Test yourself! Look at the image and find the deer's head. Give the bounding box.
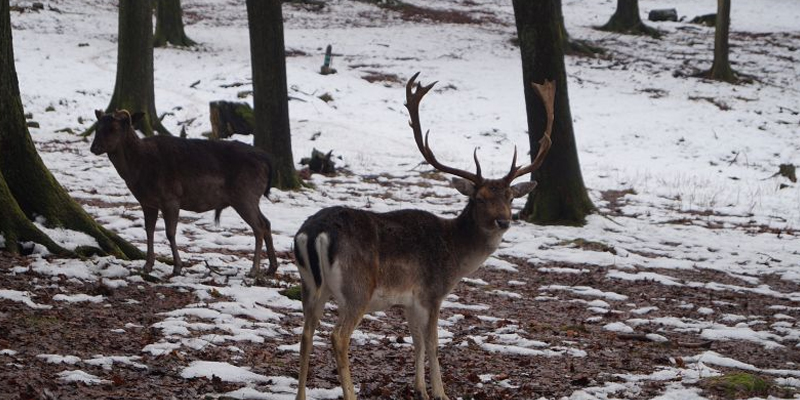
[405,72,555,233]
[90,109,144,155]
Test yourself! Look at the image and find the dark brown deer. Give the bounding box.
[292,73,555,400]
[90,110,279,278]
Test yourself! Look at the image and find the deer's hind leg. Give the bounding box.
[231,200,269,278]
[330,303,367,400]
[162,205,183,276]
[296,283,329,400]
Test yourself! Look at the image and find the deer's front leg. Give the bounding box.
[425,306,450,400]
[406,303,429,399]
[142,206,158,274]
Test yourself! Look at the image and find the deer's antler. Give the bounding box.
[405,72,483,184]
[505,80,556,182]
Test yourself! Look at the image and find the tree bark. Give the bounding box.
[708,0,736,82]
[246,0,300,190]
[599,0,660,37]
[106,0,170,136]
[154,0,196,48]
[512,0,594,225]
[0,0,143,258]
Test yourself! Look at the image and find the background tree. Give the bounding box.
[556,0,604,56]
[0,0,142,258]
[706,0,736,82]
[154,0,196,47]
[246,0,300,190]
[598,0,659,37]
[104,0,170,136]
[512,0,594,225]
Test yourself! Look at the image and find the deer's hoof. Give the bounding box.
[414,390,430,400]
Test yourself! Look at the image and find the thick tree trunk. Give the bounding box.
[246,0,300,190]
[599,0,659,37]
[512,0,594,225]
[0,0,143,258]
[708,0,736,82]
[106,0,170,136]
[154,0,196,47]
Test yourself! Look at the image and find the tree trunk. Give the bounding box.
[106,0,170,136]
[246,0,300,190]
[154,0,196,47]
[512,0,594,225]
[708,0,736,82]
[557,0,604,56]
[0,0,143,258]
[599,0,659,37]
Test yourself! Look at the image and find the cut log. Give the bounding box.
[208,101,255,139]
[648,8,677,22]
[690,13,716,27]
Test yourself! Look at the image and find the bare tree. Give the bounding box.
[707,0,737,82]
[154,0,196,47]
[598,0,659,37]
[104,0,170,136]
[246,0,300,190]
[512,0,594,224]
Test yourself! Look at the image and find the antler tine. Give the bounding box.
[405,73,482,184]
[507,146,519,176]
[473,148,482,180]
[506,80,556,181]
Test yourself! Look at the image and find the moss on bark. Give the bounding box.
[0,0,143,259]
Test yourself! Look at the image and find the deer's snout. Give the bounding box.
[495,219,510,230]
[90,142,103,155]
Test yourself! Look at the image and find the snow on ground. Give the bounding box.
[2,0,799,399]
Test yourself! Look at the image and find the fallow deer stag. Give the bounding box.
[292,72,555,400]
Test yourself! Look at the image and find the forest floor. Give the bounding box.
[3,0,800,399]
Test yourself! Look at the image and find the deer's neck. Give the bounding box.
[450,201,503,277]
[107,129,143,184]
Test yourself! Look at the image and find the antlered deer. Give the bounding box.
[292,73,555,400]
[90,110,279,278]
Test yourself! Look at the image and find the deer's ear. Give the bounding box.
[131,112,145,126]
[511,181,538,198]
[95,109,104,120]
[452,178,475,197]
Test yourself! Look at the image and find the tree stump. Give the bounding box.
[209,101,255,139]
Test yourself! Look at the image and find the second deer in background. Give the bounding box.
[292,72,555,400]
